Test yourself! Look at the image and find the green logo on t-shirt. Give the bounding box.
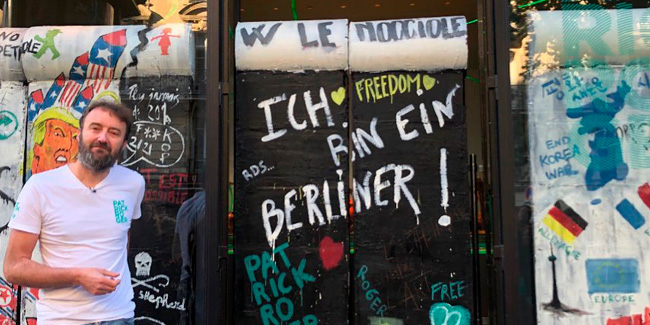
[113,200,128,224]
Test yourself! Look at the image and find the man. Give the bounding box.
[29,107,80,175]
[4,101,145,325]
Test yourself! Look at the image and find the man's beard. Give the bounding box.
[77,134,120,171]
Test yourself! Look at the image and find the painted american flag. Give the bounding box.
[40,73,65,112]
[59,52,89,107]
[82,29,127,95]
[27,89,44,122]
[71,86,95,115]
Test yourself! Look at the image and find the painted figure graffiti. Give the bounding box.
[32,29,61,60]
[151,28,181,56]
[566,80,631,191]
[28,108,79,175]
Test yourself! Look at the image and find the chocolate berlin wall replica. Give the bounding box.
[528,10,650,324]
[19,24,195,324]
[235,20,349,324]
[0,28,27,325]
[349,17,472,324]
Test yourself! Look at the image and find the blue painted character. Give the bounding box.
[566,80,630,191]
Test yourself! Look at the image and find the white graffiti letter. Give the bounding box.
[327,134,347,167]
[396,104,419,141]
[304,87,334,128]
[284,189,302,231]
[262,199,284,245]
[302,184,325,226]
[259,94,288,142]
[394,164,421,215]
[432,84,460,128]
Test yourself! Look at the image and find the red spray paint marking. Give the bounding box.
[607,307,650,325]
[319,236,343,271]
[638,183,650,210]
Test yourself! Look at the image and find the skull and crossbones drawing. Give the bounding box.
[134,252,152,277]
[132,251,170,293]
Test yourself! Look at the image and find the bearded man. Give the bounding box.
[4,101,145,325]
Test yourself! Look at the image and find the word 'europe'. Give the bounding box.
[244,243,318,325]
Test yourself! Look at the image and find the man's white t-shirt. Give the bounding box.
[9,164,145,325]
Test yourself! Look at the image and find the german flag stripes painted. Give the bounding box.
[542,200,588,244]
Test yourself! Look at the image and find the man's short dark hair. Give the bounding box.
[79,100,135,141]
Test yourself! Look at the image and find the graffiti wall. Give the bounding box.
[234,20,350,324]
[349,18,472,325]
[0,28,27,325]
[234,17,472,325]
[121,73,197,325]
[529,9,650,324]
[0,24,197,324]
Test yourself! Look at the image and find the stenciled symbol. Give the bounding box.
[150,28,181,56]
[33,29,62,60]
[131,274,170,293]
[331,87,346,106]
[429,303,470,325]
[423,75,437,90]
[319,236,343,271]
[0,111,18,140]
[0,286,12,307]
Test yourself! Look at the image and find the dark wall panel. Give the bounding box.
[121,75,198,325]
[234,71,349,324]
[351,71,472,325]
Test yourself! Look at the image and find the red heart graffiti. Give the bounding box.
[319,236,344,271]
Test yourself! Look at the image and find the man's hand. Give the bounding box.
[75,268,121,295]
[5,230,125,293]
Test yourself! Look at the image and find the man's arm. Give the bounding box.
[3,229,121,295]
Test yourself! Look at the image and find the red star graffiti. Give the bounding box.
[0,286,11,307]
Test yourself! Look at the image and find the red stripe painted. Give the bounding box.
[73,84,81,103]
[63,83,75,105]
[67,84,80,106]
[638,183,650,210]
[60,84,71,103]
[105,69,114,88]
[96,67,106,92]
[548,207,584,237]
[89,65,97,80]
